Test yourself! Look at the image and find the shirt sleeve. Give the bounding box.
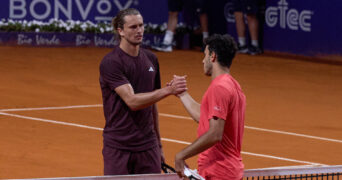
[207,85,232,121]
[100,56,129,90]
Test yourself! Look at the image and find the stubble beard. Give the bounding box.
[205,68,212,76]
[127,38,142,46]
[204,57,212,76]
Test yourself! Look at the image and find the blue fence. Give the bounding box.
[1,0,342,58]
[0,31,168,48]
[263,0,342,57]
[225,0,342,57]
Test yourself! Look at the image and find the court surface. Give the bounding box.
[0,46,341,179]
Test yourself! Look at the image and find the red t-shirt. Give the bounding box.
[197,74,246,180]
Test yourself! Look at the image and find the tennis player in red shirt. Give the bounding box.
[173,34,246,180]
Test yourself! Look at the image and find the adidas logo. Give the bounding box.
[148,67,154,72]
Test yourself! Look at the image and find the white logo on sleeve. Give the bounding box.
[214,106,221,111]
[148,67,154,72]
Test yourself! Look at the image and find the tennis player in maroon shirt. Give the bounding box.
[99,8,187,175]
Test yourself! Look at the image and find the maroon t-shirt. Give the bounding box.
[99,46,161,152]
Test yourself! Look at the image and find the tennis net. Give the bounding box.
[14,165,342,180]
[243,165,342,180]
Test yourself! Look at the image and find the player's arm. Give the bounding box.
[178,92,201,123]
[177,117,225,159]
[115,79,186,111]
[174,117,225,174]
[170,75,200,122]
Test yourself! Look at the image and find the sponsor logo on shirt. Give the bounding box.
[214,106,221,111]
[148,67,154,72]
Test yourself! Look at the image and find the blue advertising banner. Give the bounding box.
[224,0,342,57]
[0,32,192,49]
[0,0,168,24]
[264,0,342,56]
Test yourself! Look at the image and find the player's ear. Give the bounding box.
[210,51,216,62]
[117,27,124,37]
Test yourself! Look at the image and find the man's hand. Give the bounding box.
[167,75,187,97]
[175,152,186,178]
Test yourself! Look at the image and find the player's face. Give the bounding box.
[120,14,144,45]
[203,46,212,76]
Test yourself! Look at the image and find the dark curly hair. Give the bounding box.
[204,34,238,68]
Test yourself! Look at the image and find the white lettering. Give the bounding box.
[224,2,236,23]
[10,0,27,19]
[8,0,138,21]
[94,35,116,46]
[113,0,133,10]
[17,34,33,45]
[76,35,91,46]
[153,36,162,46]
[55,0,72,20]
[265,7,278,27]
[287,9,298,30]
[36,35,60,45]
[97,0,111,14]
[299,10,312,32]
[75,0,94,20]
[30,0,51,20]
[265,0,313,32]
[142,39,151,46]
[278,0,288,29]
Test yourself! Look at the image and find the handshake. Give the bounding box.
[166,75,188,97]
